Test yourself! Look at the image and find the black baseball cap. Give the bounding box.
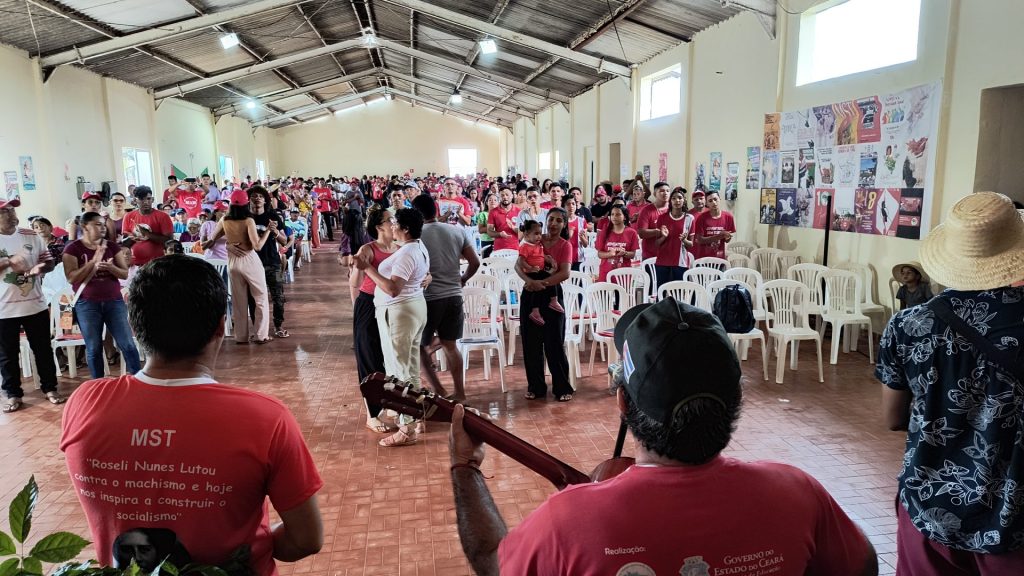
[613,298,741,426]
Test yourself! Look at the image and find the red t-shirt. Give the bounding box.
[487,206,521,252]
[60,375,323,575]
[518,241,545,269]
[693,211,737,260]
[654,211,696,268]
[567,216,587,264]
[176,190,204,219]
[626,201,647,228]
[313,187,332,212]
[62,240,125,301]
[596,226,639,281]
[635,202,669,259]
[498,458,869,575]
[122,209,174,267]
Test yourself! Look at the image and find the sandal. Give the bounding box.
[274,329,290,338]
[379,427,418,447]
[2,397,23,413]
[46,391,67,405]
[524,391,539,400]
[253,337,274,345]
[557,394,573,402]
[365,417,394,434]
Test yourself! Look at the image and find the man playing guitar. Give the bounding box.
[448,298,879,576]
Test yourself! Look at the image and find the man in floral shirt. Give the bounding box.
[877,192,1024,574]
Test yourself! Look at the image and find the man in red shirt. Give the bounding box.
[440,178,473,226]
[121,186,174,270]
[176,179,205,219]
[693,191,736,260]
[635,181,671,261]
[62,255,322,574]
[449,299,877,576]
[486,188,520,252]
[688,190,706,216]
[162,175,181,206]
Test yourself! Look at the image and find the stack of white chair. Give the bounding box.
[762,279,824,384]
[750,247,781,280]
[820,269,875,365]
[457,287,506,391]
[586,282,626,376]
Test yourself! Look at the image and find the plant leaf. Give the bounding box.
[8,476,38,543]
[28,532,90,563]
[20,555,42,576]
[0,558,18,576]
[0,530,14,555]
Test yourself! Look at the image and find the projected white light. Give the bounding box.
[220,33,239,49]
[479,39,497,54]
[450,91,463,105]
[245,100,256,110]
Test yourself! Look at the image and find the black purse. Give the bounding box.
[929,298,1024,383]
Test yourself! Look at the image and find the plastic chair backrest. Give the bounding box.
[823,269,862,315]
[723,267,763,292]
[492,249,519,260]
[562,284,586,342]
[787,263,828,307]
[569,270,592,292]
[505,275,524,316]
[727,254,752,270]
[607,267,648,309]
[462,287,500,341]
[466,273,499,295]
[683,267,723,290]
[762,279,808,330]
[772,251,801,280]
[586,282,627,332]
[658,281,711,311]
[749,248,781,279]
[727,241,757,258]
[833,261,879,306]
[580,258,599,280]
[641,257,658,301]
[694,257,730,272]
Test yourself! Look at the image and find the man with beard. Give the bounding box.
[487,188,521,253]
[247,186,289,339]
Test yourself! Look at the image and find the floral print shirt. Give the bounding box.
[876,287,1024,553]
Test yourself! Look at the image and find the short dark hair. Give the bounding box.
[128,256,226,361]
[365,206,390,240]
[395,208,424,239]
[654,181,670,191]
[519,219,542,234]
[164,239,184,254]
[81,211,103,226]
[32,217,52,228]
[225,204,250,220]
[134,185,153,199]
[705,190,720,198]
[622,387,739,465]
[546,207,571,240]
[411,194,436,220]
[247,185,271,205]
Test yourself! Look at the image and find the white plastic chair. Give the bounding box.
[504,276,523,365]
[727,253,752,270]
[301,227,313,262]
[724,267,767,324]
[833,261,887,346]
[49,289,86,378]
[693,257,730,272]
[787,263,828,321]
[727,241,757,258]
[457,287,506,391]
[562,284,587,390]
[683,267,723,294]
[749,248,781,280]
[820,270,875,365]
[580,257,599,280]
[771,251,801,281]
[762,279,824,384]
[586,282,626,376]
[492,249,518,260]
[41,263,70,303]
[206,258,233,335]
[480,258,516,287]
[657,281,711,311]
[466,273,500,294]
[607,267,648,310]
[641,257,658,302]
[706,279,768,381]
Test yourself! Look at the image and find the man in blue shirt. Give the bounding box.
[878,192,1024,574]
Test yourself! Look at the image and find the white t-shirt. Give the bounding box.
[374,240,430,307]
[516,208,548,233]
[0,228,49,319]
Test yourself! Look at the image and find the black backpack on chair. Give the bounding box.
[713,284,756,334]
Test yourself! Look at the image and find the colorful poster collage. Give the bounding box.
[759,82,940,240]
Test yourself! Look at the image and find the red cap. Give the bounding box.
[0,197,20,209]
[613,185,622,193]
[216,200,230,211]
[691,190,706,198]
[81,191,102,202]
[229,189,250,206]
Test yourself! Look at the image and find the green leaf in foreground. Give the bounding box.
[8,476,38,543]
[0,558,18,576]
[29,532,90,563]
[21,555,42,576]
[0,530,14,555]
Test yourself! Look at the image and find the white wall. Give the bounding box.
[270,100,501,178]
[155,99,218,183]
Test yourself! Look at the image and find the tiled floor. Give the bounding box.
[0,246,905,575]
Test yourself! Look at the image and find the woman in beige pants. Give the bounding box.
[357,208,430,447]
[207,189,273,344]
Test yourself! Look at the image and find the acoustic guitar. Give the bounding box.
[360,373,635,489]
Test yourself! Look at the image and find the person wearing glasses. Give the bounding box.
[515,187,547,237]
[107,192,130,240]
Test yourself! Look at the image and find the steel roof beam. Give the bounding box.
[296,2,362,101]
[454,0,512,92]
[382,69,531,120]
[253,87,387,126]
[38,0,314,69]
[379,0,630,77]
[214,68,381,117]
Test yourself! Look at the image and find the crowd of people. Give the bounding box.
[3,160,1022,576]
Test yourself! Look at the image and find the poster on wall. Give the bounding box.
[725,162,739,201]
[759,82,940,239]
[745,147,761,190]
[759,189,777,224]
[642,165,651,184]
[658,153,668,182]
[4,171,18,203]
[695,162,706,191]
[18,156,35,191]
[709,152,722,192]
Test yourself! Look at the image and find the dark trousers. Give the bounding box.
[323,212,335,241]
[353,292,385,417]
[0,309,58,398]
[520,288,571,397]
[481,241,493,258]
[249,265,285,330]
[655,265,686,288]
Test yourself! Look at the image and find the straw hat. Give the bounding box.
[892,261,929,284]
[920,192,1024,290]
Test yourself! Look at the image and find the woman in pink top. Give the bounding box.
[654,188,695,288]
[516,208,574,402]
[562,194,590,271]
[350,206,398,434]
[596,205,639,282]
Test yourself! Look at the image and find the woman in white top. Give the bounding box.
[356,208,430,447]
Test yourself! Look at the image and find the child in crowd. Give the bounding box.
[172,209,188,234]
[164,239,184,255]
[893,261,933,310]
[517,220,563,326]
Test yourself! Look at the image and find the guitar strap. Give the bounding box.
[613,418,628,459]
[929,297,1024,384]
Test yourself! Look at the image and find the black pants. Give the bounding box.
[481,241,493,258]
[0,309,59,398]
[353,292,385,417]
[520,287,571,398]
[323,212,335,241]
[249,265,285,331]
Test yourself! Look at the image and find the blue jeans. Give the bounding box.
[75,299,142,379]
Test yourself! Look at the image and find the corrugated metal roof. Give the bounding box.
[0,0,749,126]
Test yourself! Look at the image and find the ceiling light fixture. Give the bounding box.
[361,27,378,47]
[384,92,393,101]
[245,100,256,110]
[450,91,463,105]
[219,33,239,49]
[479,39,497,54]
